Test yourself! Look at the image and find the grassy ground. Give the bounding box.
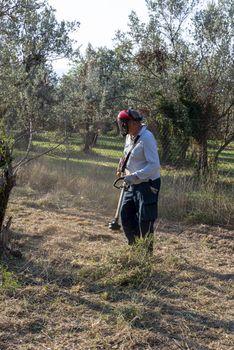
[0,134,233,349]
[14,133,234,227]
[0,187,233,350]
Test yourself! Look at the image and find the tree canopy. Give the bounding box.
[56,0,233,173]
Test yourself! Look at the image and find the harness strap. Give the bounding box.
[120,135,140,173]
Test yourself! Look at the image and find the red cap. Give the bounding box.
[117,110,131,120]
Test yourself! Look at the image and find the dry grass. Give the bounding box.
[160,172,234,226]
[0,181,233,349]
[16,158,234,228]
[17,159,117,211]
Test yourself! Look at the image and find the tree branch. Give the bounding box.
[213,134,234,164]
[13,139,65,174]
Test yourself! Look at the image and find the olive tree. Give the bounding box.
[58,44,133,151]
[114,0,233,172]
[0,0,78,253]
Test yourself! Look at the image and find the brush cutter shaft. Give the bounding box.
[108,176,128,231]
[108,185,125,231]
[114,186,125,220]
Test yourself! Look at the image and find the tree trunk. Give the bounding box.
[174,131,189,163]
[197,139,209,176]
[83,121,91,152]
[178,137,189,161]
[83,131,91,152]
[0,164,16,253]
[83,120,98,152]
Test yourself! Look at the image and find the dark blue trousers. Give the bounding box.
[120,178,161,247]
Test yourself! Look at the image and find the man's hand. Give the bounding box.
[116,157,124,177]
[124,174,139,185]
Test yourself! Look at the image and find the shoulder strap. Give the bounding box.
[120,135,140,173]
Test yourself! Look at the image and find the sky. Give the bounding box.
[48,0,149,75]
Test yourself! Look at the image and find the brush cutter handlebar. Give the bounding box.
[113,176,126,189]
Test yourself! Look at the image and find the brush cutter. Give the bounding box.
[108,176,127,231]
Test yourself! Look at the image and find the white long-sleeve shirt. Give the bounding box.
[124,126,160,182]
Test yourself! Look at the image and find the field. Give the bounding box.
[0,134,233,349]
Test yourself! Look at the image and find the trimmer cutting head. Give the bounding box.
[108,219,121,231]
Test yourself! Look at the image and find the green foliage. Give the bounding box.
[58,44,133,135]
[122,0,233,172]
[0,0,79,131]
[0,263,20,292]
[157,76,215,143]
[0,123,13,168]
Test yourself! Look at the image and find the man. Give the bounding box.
[116,108,161,253]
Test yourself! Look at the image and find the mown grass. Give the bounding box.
[1,194,234,349]
[1,135,233,350]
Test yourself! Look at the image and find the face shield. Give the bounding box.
[117,119,129,136]
[117,109,143,136]
[117,110,132,136]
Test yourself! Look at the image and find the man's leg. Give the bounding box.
[120,191,140,245]
[137,180,160,253]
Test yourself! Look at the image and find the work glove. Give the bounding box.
[124,174,139,186]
